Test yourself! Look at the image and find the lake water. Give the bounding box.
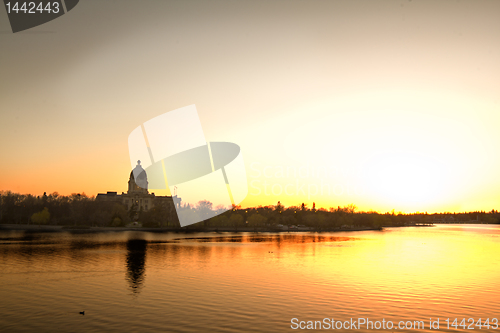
[1,225,500,332]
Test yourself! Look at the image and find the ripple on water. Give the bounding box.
[1,226,500,332]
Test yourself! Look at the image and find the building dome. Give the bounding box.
[129,160,148,193]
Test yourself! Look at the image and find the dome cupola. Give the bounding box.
[128,160,148,193]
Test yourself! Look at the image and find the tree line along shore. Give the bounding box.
[1,191,499,231]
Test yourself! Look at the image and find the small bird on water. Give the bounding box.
[79,311,85,315]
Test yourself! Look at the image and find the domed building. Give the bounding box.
[128,161,149,195]
[97,160,181,219]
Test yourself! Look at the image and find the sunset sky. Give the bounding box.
[1,0,500,213]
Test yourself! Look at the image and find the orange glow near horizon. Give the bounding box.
[2,90,500,215]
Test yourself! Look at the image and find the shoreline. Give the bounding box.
[0,223,435,234]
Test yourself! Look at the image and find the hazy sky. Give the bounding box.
[1,0,500,213]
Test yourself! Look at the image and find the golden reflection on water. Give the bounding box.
[1,225,500,332]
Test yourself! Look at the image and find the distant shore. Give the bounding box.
[0,223,436,234]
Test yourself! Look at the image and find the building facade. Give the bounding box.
[96,161,181,216]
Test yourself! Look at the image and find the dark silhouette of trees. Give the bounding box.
[247,213,267,228]
[1,191,127,227]
[230,213,244,230]
[2,190,500,229]
[196,200,214,226]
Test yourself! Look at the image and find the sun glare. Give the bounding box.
[279,95,492,212]
[362,152,446,208]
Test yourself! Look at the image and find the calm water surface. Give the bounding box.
[1,225,500,332]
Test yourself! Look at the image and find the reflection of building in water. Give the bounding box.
[96,160,181,216]
[125,239,147,293]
